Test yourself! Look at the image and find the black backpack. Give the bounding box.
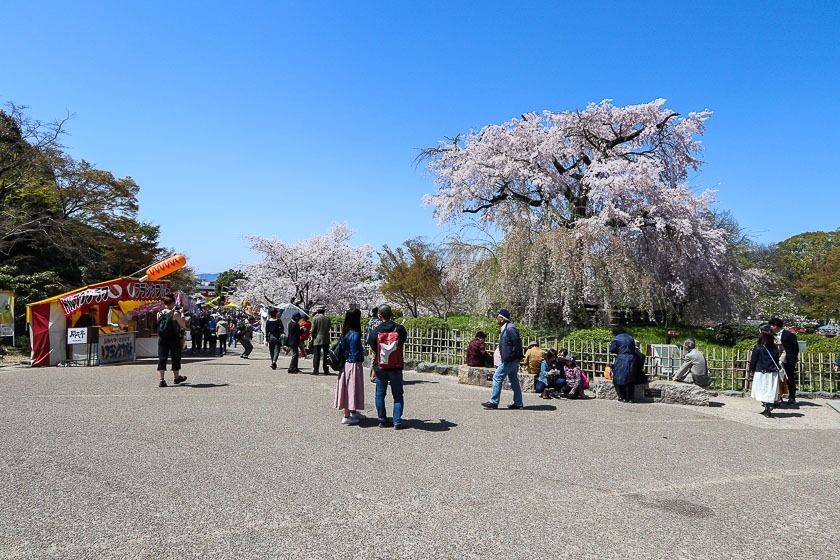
[157,310,179,339]
[327,338,346,372]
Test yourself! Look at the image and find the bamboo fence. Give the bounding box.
[334,326,839,393]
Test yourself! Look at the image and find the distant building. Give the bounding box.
[196,280,215,298]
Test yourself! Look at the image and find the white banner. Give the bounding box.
[0,290,13,341]
[67,328,89,344]
[98,332,136,364]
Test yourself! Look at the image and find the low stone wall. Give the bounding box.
[591,379,711,406]
[458,365,535,393]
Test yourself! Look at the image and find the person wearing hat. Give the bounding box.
[287,312,303,373]
[481,309,525,409]
[310,305,332,375]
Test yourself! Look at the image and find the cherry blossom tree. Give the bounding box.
[233,223,380,313]
[421,99,743,324]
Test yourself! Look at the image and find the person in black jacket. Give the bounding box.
[264,308,284,370]
[481,309,525,410]
[769,317,799,406]
[749,324,782,418]
[286,312,303,373]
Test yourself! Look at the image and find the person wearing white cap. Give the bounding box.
[482,309,524,410]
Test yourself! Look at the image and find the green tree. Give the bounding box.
[215,269,246,300]
[800,245,840,322]
[774,230,838,280]
[0,264,66,343]
[378,239,458,318]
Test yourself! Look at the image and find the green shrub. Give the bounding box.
[714,321,758,346]
[560,328,613,346]
[797,335,840,356]
[402,317,450,331]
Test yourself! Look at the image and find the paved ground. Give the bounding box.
[1,344,838,560]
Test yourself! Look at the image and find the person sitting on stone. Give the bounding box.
[560,355,587,399]
[535,348,565,398]
[673,339,711,388]
[466,331,493,367]
[522,342,544,385]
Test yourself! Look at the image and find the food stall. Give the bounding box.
[26,277,173,367]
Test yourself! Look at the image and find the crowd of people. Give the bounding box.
[155,300,410,429]
[154,299,816,422]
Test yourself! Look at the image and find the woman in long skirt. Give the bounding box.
[335,309,366,425]
[748,324,782,418]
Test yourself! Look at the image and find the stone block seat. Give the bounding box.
[591,378,712,406]
[458,365,536,393]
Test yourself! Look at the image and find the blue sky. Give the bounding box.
[3,1,838,273]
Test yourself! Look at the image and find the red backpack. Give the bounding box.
[377,330,403,370]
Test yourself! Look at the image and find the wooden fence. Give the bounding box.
[338,327,839,393]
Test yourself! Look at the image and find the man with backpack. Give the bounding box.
[237,319,255,359]
[366,305,408,429]
[156,294,188,388]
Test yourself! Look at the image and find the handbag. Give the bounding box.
[762,345,787,381]
[604,365,613,380]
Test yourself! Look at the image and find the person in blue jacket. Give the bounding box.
[749,324,782,418]
[482,309,525,409]
[609,325,637,403]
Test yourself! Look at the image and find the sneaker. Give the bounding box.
[173,375,187,385]
[507,404,524,410]
[341,416,360,425]
[350,411,367,420]
[760,409,772,418]
[270,363,277,370]
[378,419,394,428]
[481,401,498,409]
[394,423,405,430]
[158,380,167,388]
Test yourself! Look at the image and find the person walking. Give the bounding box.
[287,312,303,373]
[156,294,188,388]
[310,305,331,375]
[366,305,408,429]
[238,318,255,359]
[673,339,711,388]
[190,312,203,353]
[609,325,637,403]
[335,309,366,425]
[749,324,782,418]
[769,317,800,406]
[481,309,525,410]
[265,308,284,370]
[216,316,229,356]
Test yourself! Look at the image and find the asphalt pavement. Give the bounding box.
[1,344,838,559]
